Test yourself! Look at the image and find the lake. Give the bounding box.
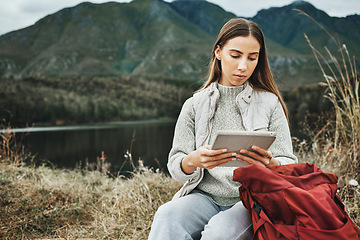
[13,120,176,174]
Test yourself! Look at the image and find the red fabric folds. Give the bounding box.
[233,163,360,240]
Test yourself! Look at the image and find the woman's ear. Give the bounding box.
[214,45,221,60]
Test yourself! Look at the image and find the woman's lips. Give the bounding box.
[234,74,246,81]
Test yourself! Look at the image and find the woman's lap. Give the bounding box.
[201,199,253,240]
[148,191,253,240]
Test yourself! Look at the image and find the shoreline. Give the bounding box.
[0,118,176,133]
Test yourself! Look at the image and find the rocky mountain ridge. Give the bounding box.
[0,0,358,89]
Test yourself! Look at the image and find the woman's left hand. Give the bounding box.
[236,145,280,168]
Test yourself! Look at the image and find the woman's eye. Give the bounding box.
[231,55,240,59]
[249,57,257,61]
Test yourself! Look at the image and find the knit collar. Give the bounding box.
[208,81,253,104]
[217,82,245,94]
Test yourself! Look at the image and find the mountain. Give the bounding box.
[0,0,358,89]
[252,1,360,56]
[250,1,360,88]
[169,0,236,36]
[0,0,214,81]
[346,14,360,26]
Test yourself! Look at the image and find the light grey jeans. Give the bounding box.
[148,191,253,240]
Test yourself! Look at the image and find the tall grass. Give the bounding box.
[0,122,33,165]
[295,9,359,224]
[0,156,182,239]
[0,124,183,239]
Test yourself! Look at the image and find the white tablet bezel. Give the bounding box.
[211,130,276,167]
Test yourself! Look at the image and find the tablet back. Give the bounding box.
[211,131,276,167]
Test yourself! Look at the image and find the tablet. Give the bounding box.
[211,130,276,167]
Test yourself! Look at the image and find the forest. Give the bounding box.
[0,76,196,126]
[0,75,334,136]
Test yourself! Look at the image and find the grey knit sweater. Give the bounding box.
[168,84,298,206]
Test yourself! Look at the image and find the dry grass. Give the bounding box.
[0,122,33,165]
[0,160,182,239]
[0,122,185,239]
[294,9,360,226]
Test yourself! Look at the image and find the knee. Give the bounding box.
[150,200,195,239]
[153,200,183,222]
[153,202,171,221]
[201,204,253,240]
[201,223,253,240]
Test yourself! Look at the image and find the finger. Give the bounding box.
[202,147,228,157]
[236,153,264,166]
[250,146,273,164]
[267,157,280,167]
[204,156,237,169]
[207,152,236,162]
[239,149,269,166]
[251,146,272,158]
[237,149,268,167]
[200,152,236,169]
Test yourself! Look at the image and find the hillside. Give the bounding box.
[0,0,358,88]
[0,0,359,126]
[0,0,214,82]
[169,0,236,36]
[252,1,360,55]
[0,76,195,126]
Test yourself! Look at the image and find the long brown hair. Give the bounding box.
[202,18,289,121]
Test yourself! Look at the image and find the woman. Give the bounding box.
[148,18,297,240]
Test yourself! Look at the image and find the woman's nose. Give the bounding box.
[237,59,247,71]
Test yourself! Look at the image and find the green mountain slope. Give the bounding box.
[252,1,360,56]
[169,0,236,36]
[0,0,358,89]
[0,0,214,81]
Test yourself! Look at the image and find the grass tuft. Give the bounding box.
[0,159,182,239]
[294,9,360,226]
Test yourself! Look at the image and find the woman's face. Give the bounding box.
[215,36,260,86]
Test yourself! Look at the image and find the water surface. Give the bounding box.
[15,120,176,174]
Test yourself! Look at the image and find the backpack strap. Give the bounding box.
[251,199,297,240]
[334,195,360,237]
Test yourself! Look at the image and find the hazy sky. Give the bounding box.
[0,0,359,36]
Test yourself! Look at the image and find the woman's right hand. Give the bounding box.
[181,145,237,174]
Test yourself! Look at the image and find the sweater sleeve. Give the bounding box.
[269,101,298,165]
[167,97,201,182]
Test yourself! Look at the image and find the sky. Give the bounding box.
[0,0,359,36]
